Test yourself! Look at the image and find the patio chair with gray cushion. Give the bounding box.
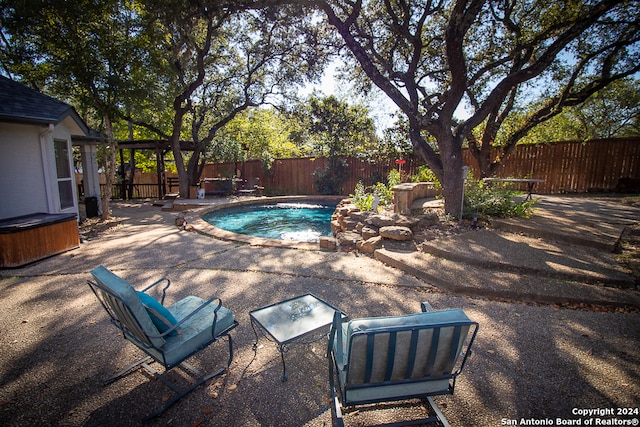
[328,302,478,426]
[87,265,238,420]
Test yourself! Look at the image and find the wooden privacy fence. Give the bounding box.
[88,138,639,199]
[206,138,639,196]
[200,157,419,197]
[461,138,640,193]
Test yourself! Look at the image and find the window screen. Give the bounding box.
[54,140,74,209]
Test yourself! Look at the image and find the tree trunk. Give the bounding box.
[408,126,464,216]
[101,113,117,220]
[439,144,464,216]
[187,146,203,190]
[127,149,135,200]
[169,110,190,198]
[175,153,189,199]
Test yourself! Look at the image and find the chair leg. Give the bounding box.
[142,365,227,421]
[332,394,345,427]
[328,352,346,427]
[102,334,235,421]
[102,355,154,385]
[425,397,450,427]
[143,334,235,421]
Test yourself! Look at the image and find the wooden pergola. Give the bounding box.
[114,139,194,199]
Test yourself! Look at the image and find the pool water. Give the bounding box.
[202,202,336,242]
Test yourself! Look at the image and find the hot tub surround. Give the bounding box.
[0,213,79,268]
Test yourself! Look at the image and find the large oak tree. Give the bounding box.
[309,0,640,213]
[129,2,335,198]
[2,0,336,200]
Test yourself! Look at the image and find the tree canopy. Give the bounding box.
[2,0,639,211]
[289,94,378,157]
[514,78,640,143]
[209,107,302,169]
[128,2,336,196]
[1,0,337,198]
[0,0,160,217]
[313,0,640,213]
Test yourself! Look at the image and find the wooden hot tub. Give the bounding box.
[0,213,80,268]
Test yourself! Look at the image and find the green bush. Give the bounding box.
[463,179,535,218]
[387,168,401,187]
[352,181,374,211]
[351,169,400,211]
[411,165,441,189]
[313,157,349,195]
[355,166,534,218]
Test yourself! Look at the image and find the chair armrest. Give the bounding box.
[140,278,171,305]
[452,322,480,376]
[327,311,345,370]
[147,297,223,339]
[420,301,434,312]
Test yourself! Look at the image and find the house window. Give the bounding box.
[54,139,74,210]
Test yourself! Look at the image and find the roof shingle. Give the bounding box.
[0,76,75,124]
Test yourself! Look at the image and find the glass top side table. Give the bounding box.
[250,294,346,381]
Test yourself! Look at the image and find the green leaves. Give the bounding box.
[209,107,301,167]
[294,94,378,158]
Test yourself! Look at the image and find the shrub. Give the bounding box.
[463,178,535,218]
[313,157,349,195]
[355,166,534,218]
[351,169,400,211]
[352,181,374,211]
[411,165,441,189]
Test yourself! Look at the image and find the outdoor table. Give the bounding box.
[250,294,346,382]
[199,177,243,196]
[482,178,545,200]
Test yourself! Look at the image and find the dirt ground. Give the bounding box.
[1,195,634,427]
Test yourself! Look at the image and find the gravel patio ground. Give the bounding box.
[0,196,638,426]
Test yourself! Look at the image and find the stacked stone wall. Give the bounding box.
[322,199,422,253]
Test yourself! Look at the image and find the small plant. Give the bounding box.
[352,181,375,211]
[411,165,441,190]
[387,168,401,187]
[351,170,400,211]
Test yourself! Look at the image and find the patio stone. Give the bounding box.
[366,214,396,227]
[380,225,413,241]
[358,236,384,254]
[336,231,361,250]
[319,236,337,250]
[361,225,379,240]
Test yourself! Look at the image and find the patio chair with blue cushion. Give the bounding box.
[87,265,238,420]
[328,302,478,426]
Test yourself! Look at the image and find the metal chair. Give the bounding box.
[236,177,264,196]
[87,265,238,420]
[328,302,478,426]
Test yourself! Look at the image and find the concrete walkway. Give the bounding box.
[0,195,638,427]
[379,195,640,308]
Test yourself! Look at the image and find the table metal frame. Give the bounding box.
[250,294,346,382]
[482,178,545,200]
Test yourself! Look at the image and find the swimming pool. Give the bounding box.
[202,202,336,242]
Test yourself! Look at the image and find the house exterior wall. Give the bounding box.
[0,123,49,218]
[0,122,78,219]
